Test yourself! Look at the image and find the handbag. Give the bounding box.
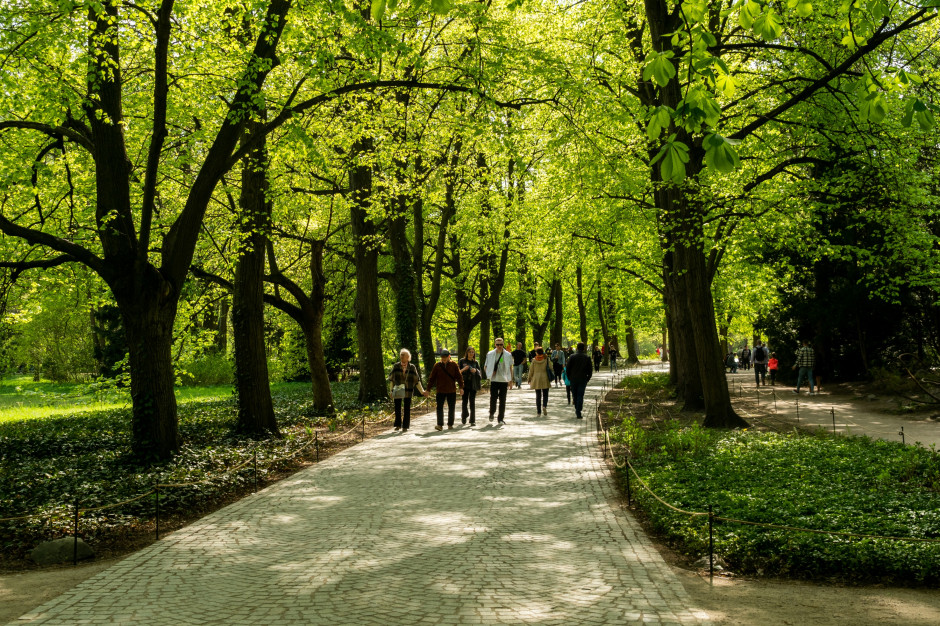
[546,360,555,382]
[392,384,407,399]
[562,367,570,386]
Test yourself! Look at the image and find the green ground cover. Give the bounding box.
[0,381,383,562]
[0,376,237,423]
[608,375,940,585]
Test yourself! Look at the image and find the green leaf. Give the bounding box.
[796,1,813,17]
[915,108,936,131]
[704,133,741,173]
[371,0,387,21]
[659,139,690,183]
[860,91,888,124]
[753,11,783,41]
[430,0,452,14]
[643,52,677,88]
[647,106,673,141]
[716,72,737,97]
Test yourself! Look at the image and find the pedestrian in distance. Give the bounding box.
[608,344,618,372]
[792,339,816,396]
[388,349,427,433]
[768,352,779,386]
[511,342,527,389]
[752,341,769,386]
[739,344,752,371]
[566,342,593,419]
[592,344,602,372]
[551,343,566,388]
[427,350,464,431]
[725,352,737,373]
[529,346,552,415]
[459,347,482,426]
[484,338,514,424]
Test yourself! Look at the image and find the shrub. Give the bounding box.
[611,424,940,584]
[178,354,233,386]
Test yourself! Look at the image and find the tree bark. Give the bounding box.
[550,279,563,347]
[576,265,588,344]
[231,124,278,437]
[349,137,387,403]
[624,319,639,364]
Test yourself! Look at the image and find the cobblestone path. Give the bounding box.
[14,370,708,625]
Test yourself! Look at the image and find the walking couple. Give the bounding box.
[527,342,594,419]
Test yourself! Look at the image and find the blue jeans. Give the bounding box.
[513,364,524,387]
[570,381,588,417]
[796,367,815,393]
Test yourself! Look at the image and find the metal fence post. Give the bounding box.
[708,505,715,585]
[625,463,632,506]
[796,398,799,422]
[899,426,905,445]
[362,416,365,441]
[315,431,320,462]
[253,450,259,493]
[154,485,160,540]
[73,499,79,566]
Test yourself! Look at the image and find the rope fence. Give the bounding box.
[593,379,940,583]
[0,399,426,563]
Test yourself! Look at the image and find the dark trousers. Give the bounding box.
[593,360,601,372]
[461,388,477,423]
[394,397,412,430]
[571,381,588,418]
[535,388,549,413]
[552,363,563,386]
[437,392,457,427]
[489,381,508,421]
[770,369,777,385]
[565,384,571,403]
[754,363,767,385]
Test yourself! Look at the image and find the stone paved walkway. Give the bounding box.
[13,369,708,625]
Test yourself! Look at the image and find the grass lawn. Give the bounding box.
[605,373,940,585]
[0,376,252,422]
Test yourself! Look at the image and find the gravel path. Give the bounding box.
[11,369,708,625]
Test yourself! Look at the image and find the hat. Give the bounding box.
[440,349,450,357]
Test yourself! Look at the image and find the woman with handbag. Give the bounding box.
[388,348,427,432]
[528,347,552,416]
[458,347,482,426]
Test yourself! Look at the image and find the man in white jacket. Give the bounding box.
[484,338,514,424]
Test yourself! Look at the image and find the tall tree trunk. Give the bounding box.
[550,279,563,347]
[597,286,610,366]
[624,319,639,364]
[576,265,588,344]
[231,124,278,436]
[349,137,387,403]
[122,298,179,460]
[303,240,333,411]
[215,297,229,354]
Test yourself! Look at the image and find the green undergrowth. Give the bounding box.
[609,409,940,584]
[0,381,381,561]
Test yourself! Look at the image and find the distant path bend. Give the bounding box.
[14,368,708,625]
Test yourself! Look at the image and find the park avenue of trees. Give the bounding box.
[1,0,939,460]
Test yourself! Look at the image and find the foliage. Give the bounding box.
[610,422,940,584]
[0,380,373,559]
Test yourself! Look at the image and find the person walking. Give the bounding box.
[529,347,552,415]
[551,343,566,388]
[792,339,816,395]
[511,342,527,389]
[388,349,427,433]
[608,345,618,372]
[484,338,514,424]
[725,352,737,373]
[427,350,464,431]
[739,344,752,371]
[566,342,593,419]
[458,347,482,426]
[752,341,769,386]
[768,352,779,386]
[592,345,602,372]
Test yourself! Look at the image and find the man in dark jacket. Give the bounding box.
[565,342,593,419]
[427,350,464,430]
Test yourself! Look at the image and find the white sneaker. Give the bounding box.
[809,391,816,396]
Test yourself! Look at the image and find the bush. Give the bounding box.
[611,421,940,584]
[178,354,232,386]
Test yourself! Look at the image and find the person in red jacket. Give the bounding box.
[768,352,779,386]
[427,350,464,431]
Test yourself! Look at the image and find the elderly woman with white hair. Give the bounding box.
[388,348,427,432]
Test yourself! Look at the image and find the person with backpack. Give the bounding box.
[565,342,593,419]
[427,350,464,431]
[752,341,769,386]
[739,344,752,371]
[388,349,427,433]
